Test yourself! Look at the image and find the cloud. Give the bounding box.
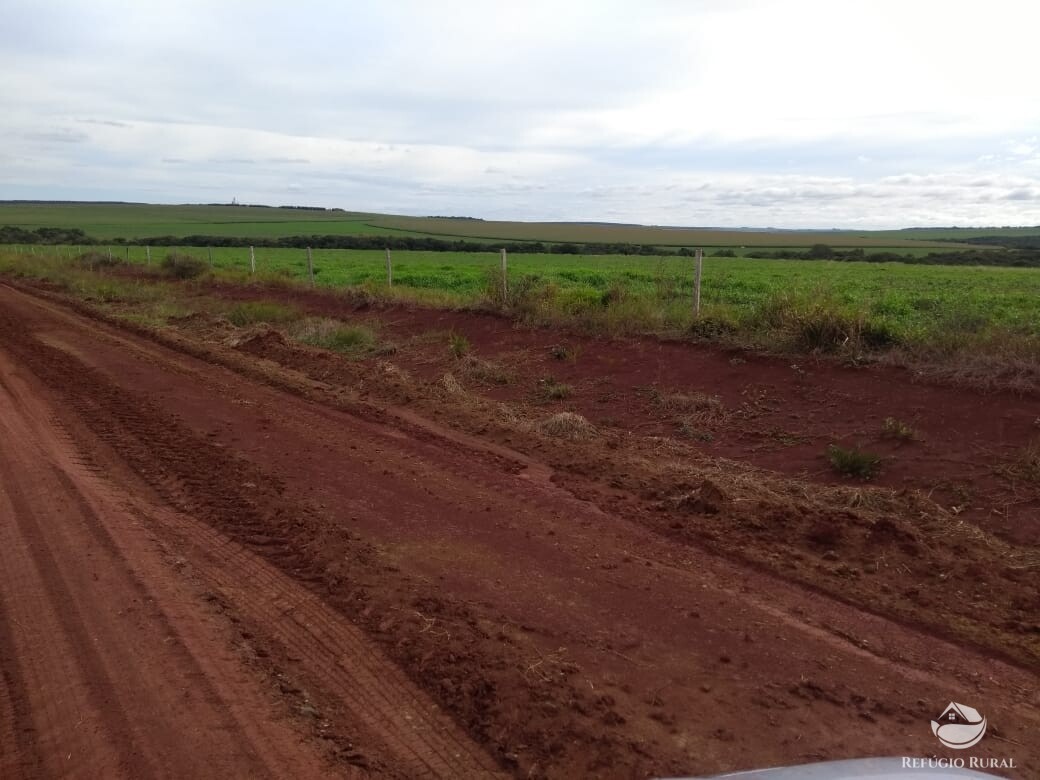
[23,128,88,144]
[77,118,130,128]
[1,1,1039,227]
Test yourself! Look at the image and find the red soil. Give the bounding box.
[1,280,1036,779]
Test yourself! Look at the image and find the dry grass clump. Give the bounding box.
[448,331,470,358]
[650,389,726,432]
[653,390,723,414]
[997,439,1040,487]
[537,412,597,440]
[538,376,572,400]
[881,417,918,442]
[440,372,465,395]
[459,354,512,385]
[549,343,580,361]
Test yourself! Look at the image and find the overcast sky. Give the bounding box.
[2,0,1039,228]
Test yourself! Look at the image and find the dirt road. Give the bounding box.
[0,282,1036,778]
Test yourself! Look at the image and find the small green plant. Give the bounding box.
[881,417,917,441]
[827,444,882,479]
[226,300,298,326]
[538,376,572,400]
[449,332,470,359]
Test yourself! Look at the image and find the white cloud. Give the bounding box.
[1,0,1039,227]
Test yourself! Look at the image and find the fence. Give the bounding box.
[3,243,712,313]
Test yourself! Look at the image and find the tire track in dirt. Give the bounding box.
[0,580,41,780]
[0,345,340,779]
[0,294,505,779]
[0,450,154,778]
[141,504,503,780]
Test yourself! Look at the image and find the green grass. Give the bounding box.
[290,318,385,357]
[33,244,1035,341]
[3,246,1039,384]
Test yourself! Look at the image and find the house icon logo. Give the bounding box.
[931,702,987,749]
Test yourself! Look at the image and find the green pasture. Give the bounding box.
[17,245,1039,343]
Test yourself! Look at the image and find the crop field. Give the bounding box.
[0,201,991,249]
[367,214,978,248]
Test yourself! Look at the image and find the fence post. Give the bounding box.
[249,246,256,275]
[146,246,151,266]
[306,247,315,286]
[693,247,704,316]
[125,246,130,262]
[500,247,508,301]
[108,247,113,262]
[385,247,393,286]
[208,246,213,270]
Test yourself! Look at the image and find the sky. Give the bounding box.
[2,0,1039,229]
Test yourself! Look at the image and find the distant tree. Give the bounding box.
[808,243,835,259]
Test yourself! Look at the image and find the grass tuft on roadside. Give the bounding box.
[290,317,393,358]
[226,300,299,326]
[537,412,596,440]
[827,444,882,479]
[881,417,918,442]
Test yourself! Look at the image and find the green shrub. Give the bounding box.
[689,312,739,339]
[827,444,882,479]
[161,253,207,279]
[745,289,901,353]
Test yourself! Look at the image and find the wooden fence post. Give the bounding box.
[500,248,508,301]
[145,246,151,266]
[208,246,213,269]
[385,248,393,286]
[249,246,256,275]
[306,247,315,286]
[125,246,130,262]
[693,247,704,316]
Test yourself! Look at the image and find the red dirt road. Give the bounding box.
[1,282,1037,778]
